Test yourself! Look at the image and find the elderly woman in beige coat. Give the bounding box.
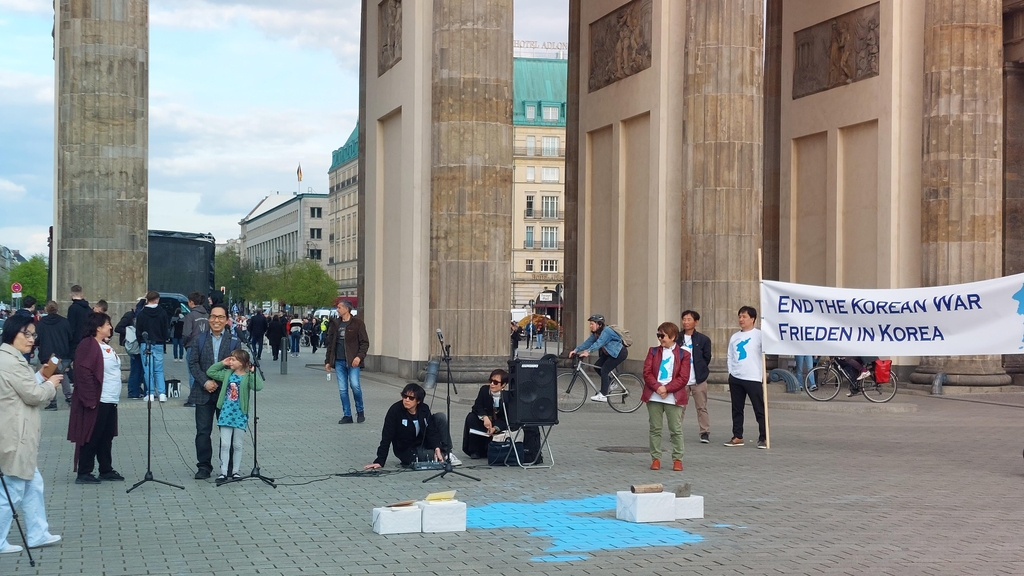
[0,313,64,554]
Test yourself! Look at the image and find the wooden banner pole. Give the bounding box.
[758,248,770,450]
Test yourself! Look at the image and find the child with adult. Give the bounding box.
[206,350,264,485]
[642,322,690,471]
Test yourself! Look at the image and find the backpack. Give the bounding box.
[607,324,633,347]
[124,324,141,355]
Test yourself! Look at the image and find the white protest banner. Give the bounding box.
[760,274,1024,356]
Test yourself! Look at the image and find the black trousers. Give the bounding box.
[78,403,117,475]
[269,338,281,360]
[728,375,766,442]
[195,403,217,472]
[595,346,628,395]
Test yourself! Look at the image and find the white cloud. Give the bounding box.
[0,178,27,200]
[0,0,52,14]
[0,226,49,258]
[0,70,54,106]
[149,188,244,241]
[152,0,361,71]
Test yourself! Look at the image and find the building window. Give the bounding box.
[525,105,536,121]
[525,166,535,182]
[542,105,559,121]
[525,259,534,272]
[310,228,322,239]
[542,196,559,219]
[541,226,558,249]
[541,259,558,272]
[541,167,559,183]
[525,226,534,248]
[309,249,322,260]
[525,195,534,218]
[542,136,560,157]
[310,207,322,218]
[526,136,536,156]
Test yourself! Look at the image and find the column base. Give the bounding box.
[364,354,513,384]
[910,356,1012,387]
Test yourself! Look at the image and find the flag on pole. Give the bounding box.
[297,164,303,182]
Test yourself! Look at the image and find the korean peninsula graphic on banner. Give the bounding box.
[760,274,1024,356]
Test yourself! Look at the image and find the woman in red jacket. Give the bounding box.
[68,313,123,484]
[641,322,691,472]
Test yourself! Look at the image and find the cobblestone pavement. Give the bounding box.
[5,345,1024,575]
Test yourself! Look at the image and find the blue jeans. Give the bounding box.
[127,353,144,397]
[172,337,184,359]
[536,334,543,348]
[334,360,364,417]
[0,468,54,548]
[140,343,166,395]
[795,355,815,389]
[290,333,300,354]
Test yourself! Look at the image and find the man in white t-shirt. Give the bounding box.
[725,306,766,449]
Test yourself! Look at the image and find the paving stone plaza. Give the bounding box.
[3,346,1023,575]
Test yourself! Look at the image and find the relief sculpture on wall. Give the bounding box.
[588,0,653,93]
[378,0,402,76]
[793,2,879,99]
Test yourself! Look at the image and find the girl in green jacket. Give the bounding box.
[206,350,264,484]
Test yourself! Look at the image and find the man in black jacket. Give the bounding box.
[363,384,455,469]
[66,285,91,348]
[677,310,713,443]
[114,301,145,398]
[248,309,268,360]
[37,301,74,409]
[186,303,241,479]
[266,314,285,361]
[134,291,170,401]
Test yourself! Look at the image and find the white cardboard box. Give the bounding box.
[615,491,676,523]
[371,506,422,535]
[674,495,705,520]
[415,500,467,533]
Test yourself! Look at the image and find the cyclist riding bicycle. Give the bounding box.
[569,314,627,403]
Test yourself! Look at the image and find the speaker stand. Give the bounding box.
[506,425,554,469]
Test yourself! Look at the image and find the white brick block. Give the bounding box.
[615,490,676,523]
[372,506,422,535]
[415,500,467,533]
[674,495,704,520]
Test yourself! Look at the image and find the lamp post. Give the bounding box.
[555,283,563,355]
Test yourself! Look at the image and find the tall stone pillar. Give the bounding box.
[54,0,148,320]
[762,0,782,284]
[912,0,1009,386]
[681,0,764,377]
[429,0,513,368]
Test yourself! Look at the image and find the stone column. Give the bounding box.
[563,0,582,353]
[913,0,1009,386]
[54,0,148,320]
[681,0,764,378]
[429,0,513,370]
[762,0,782,284]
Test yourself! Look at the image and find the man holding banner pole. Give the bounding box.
[725,306,767,449]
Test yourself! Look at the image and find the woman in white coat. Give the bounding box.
[0,313,64,554]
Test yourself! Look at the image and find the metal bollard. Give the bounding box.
[280,336,289,375]
[931,372,946,395]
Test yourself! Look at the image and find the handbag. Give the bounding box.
[873,359,892,383]
[487,439,524,466]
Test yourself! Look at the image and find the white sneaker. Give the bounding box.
[857,370,871,381]
[448,454,462,467]
[146,394,155,402]
[590,393,608,402]
[158,393,167,402]
[29,534,61,548]
[0,543,23,554]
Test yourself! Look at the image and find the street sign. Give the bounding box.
[11,282,22,293]
[539,292,553,302]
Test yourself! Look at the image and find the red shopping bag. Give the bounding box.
[874,359,892,383]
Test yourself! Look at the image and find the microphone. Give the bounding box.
[436,328,443,339]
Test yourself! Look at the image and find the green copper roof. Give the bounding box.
[329,124,359,173]
[513,57,568,127]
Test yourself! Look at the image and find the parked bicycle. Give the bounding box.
[557,356,643,413]
[804,357,898,403]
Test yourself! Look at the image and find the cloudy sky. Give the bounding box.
[0,0,568,257]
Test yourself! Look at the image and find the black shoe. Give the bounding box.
[339,416,354,424]
[65,397,72,404]
[194,469,211,480]
[700,433,710,444]
[183,402,196,407]
[99,471,124,481]
[75,474,100,485]
[44,401,58,411]
[215,475,227,486]
[357,412,365,423]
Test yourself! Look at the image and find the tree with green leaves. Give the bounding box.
[281,259,337,307]
[10,255,48,303]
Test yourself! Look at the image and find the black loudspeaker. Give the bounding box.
[505,356,559,426]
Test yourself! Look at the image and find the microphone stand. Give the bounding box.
[424,330,479,483]
[0,466,34,566]
[128,332,184,493]
[221,331,276,488]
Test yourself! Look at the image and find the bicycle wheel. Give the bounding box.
[805,367,841,401]
[556,371,588,412]
[607,373,644,413]
[862,372,898,403]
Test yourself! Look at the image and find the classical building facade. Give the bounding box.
[239,192,329,273]
[511,57,567,310]
[328,125,359,298]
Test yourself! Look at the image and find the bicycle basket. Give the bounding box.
[873,360,892,383]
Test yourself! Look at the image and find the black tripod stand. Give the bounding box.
[221,332,276,488]
[128,333,184,493]
[424,329,479,483]
[0,467,34,566]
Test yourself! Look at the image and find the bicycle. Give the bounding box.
[804,357,898,403]
[557,356,644,413]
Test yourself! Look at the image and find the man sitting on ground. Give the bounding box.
[363,383,461,469]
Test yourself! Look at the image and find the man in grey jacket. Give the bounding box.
[186,304,240,479]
